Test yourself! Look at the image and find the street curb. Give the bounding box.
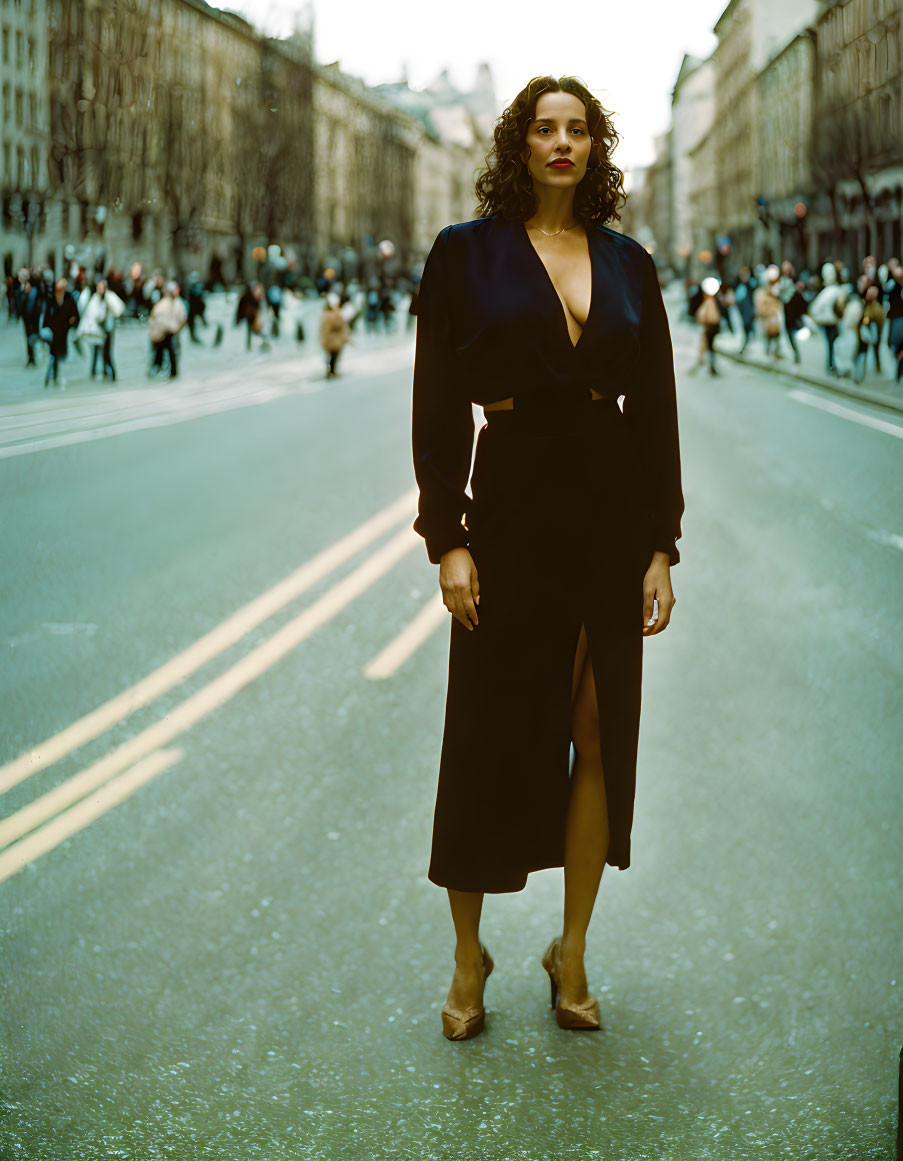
[715,346,903,415]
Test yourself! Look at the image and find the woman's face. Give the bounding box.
[521,90,592,193]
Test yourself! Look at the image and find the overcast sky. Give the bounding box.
[228,0,729,173]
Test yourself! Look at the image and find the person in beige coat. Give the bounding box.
[319,292,350,378]
[149,282,187,378]
[754,265,784,359]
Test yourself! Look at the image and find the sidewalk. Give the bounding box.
[0,292,415,406]
[697,303,902,414]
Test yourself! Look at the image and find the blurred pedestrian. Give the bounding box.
[754,265,784,359]
[364,281,381,334]
[76,279,125,380]
[733,266,757,353]
[235,282,267,351]
[41,277,80,389]
[806,263,847,376]
[776,261,804,364]
[853,285,885,383]
[186,273,208,343]
[20,276,43,368]
[148,281,187,379]
[319,292,350,378]
[266,282,283,338]
[883,259,903,383]
[691,276,722,376]
[379,284,396,333]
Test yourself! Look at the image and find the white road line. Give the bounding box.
[788,388,903,439]
[0,525,420,851]
[0,749,185,886]
[863,527,903,551]
[0,379,291,434]
[363,591,448,679]
[0,384,296,458]
[0,487,418,794]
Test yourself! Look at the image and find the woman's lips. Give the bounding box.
[548,160,574,168]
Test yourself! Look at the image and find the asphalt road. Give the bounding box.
[1,312,901,1160]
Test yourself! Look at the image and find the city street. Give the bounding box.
[1,309,901,1159]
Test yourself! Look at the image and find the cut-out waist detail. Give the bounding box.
[481,392,622,434]
[484,388,606,412]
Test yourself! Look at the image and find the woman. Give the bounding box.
[853,283,885,383]
[411,77,683,1041]
[319,292,350,377]
[807,262,847,376]
[148,282,187,378]
[41,277,80,389]
[76,279,124,380]
[754,265,784,359]
[692,276,722,375]
[884,258,903,382]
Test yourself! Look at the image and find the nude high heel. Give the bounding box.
[441,943,494,1041]
[542,937,602,1031]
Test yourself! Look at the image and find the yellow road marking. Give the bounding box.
[0,749,185,886]
[363,592,448,680]
[0,488,418,796]
[0,525,420,853]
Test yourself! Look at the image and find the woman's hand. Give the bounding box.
[439,547,480,630]
[642,552,676,636]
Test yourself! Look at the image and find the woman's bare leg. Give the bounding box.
[558,627,610,1004]
[445,889,486,1010]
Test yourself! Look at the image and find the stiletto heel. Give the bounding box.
[542,937,602,1031]
[441,943,493,1041]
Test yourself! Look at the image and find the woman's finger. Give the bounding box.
[462,588,479,627]
[448,587,475,630]
[644,591,675,636]
[642,583,655,629]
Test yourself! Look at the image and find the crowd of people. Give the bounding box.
[686,253,903,384]
[3,261,414,390]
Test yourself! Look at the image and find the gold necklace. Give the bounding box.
[531,222,579,238]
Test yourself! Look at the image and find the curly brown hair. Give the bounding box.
[475,75,626,227]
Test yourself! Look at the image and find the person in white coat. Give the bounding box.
[806,263,847,376]
[76,280,125,381]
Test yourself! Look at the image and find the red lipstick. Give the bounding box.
[548,159,575,168]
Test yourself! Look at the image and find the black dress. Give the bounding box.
[411,216,683,894]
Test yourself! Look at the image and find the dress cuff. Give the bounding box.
[652,538,680,566]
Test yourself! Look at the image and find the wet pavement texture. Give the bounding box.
[1,317,901,1158]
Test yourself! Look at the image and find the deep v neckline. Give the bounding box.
[520,222,594,352]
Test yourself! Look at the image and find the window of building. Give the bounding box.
[15,86,22,124]
[15,28,22,68]
[1,82,8,122]
[27,36,33,70]
[2,28,9,65]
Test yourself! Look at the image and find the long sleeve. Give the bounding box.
[411,227,475,565]
[623,249,685,565]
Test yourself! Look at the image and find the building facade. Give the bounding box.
[670,53,715,272]
[810,0,903,267]
[2,0,498,286]
[0,0,50,268]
